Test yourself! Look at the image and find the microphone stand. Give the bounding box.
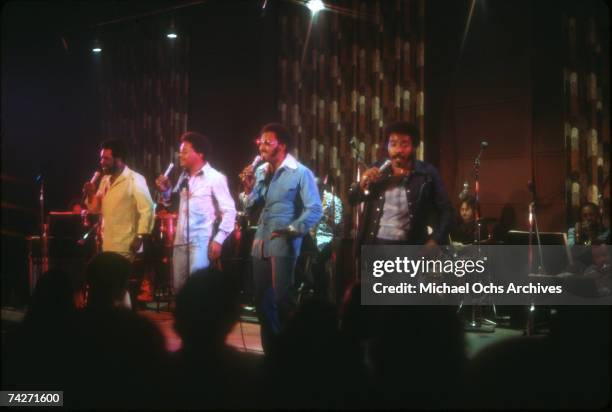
[460,144,496,332]
[39,175,49,275]
[182,178,190,288]
[526,182,545,336]
[349,138,365,282]
[329,181,338,302]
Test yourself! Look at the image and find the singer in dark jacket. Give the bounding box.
[349,122,453,247]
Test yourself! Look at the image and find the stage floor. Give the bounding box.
[138,308,525,357]
[2,304,528,358]
[138,306,264,354]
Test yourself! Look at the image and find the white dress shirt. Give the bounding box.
[164,162,236,245]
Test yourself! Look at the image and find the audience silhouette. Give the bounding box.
[1,258,610,409]
[171,268,263,409]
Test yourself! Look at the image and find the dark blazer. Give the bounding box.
[348,160,454,246]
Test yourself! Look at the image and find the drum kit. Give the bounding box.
[73,206,257,305]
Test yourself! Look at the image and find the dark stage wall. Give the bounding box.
[427,0,609,234]
[1,1,279,304]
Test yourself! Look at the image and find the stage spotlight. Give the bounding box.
[306,0,325,14]
[167,19,178,39]
[92,38,102,53]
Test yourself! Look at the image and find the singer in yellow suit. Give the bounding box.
[84,139,155,260]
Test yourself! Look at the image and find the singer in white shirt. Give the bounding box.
[84,139,155,260]
[156,132,236,292]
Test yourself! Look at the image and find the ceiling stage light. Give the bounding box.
[306,0,325,14]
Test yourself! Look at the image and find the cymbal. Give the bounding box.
[1,201,36,214]
[477,217,498,225]
[474,238,501,245]
[155,210,177,218]
[453,238,501,246]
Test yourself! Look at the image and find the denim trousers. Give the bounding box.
[252,256,298,353]
[173,236,210,292]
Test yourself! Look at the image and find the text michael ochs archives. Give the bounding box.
[369,257,563,295]
[361,245,612,305]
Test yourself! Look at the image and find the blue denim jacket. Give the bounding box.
[246,154,323,258]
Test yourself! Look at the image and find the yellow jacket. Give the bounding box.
[86,166,154,258]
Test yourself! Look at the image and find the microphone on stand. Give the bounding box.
[527,180,536,195]
[475,140,489,165]
[459,181,469,200]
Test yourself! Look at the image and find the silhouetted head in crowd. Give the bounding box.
[362,305,467,408]
[276,297,338,354]
[74,307,169,409]
[269,297,350,409]
[85,252,131,310]
[339,280,365,340]
[174,268,241,349]
[23,269,76,326]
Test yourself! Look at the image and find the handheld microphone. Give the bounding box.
[89,170,101,184]
[83,170,101,201]
[527,180,535,194]
[163,163,174,178]
[251,155,263,169]
[364,159,392,196]
[378,159,392,173]
[481,140,489,149]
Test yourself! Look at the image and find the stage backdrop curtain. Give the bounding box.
[563,4,610,228]
[277,0,426,228]
[95,18,190,185]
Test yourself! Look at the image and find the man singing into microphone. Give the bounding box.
[349,121,453,246]
[83,139,155,260]
[240,123,322,352]
[155,132,236,292]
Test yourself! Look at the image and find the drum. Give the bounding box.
[154,211,178,248]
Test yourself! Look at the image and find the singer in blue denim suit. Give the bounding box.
[243,123,322,352]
